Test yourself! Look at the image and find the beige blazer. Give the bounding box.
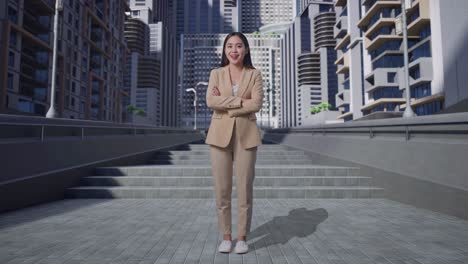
[205,66,264,149]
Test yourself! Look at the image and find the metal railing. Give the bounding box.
[0,122,197,143]
[265,114,468,141]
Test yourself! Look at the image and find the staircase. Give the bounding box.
[66,142,384,199]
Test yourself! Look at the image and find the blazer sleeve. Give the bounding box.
[206,69,242,111]
[227,70,264,117]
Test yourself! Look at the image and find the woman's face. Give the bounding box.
[224,35,248,67]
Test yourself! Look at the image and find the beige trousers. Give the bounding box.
[210,124,257,237]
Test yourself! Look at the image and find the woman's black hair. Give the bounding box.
[220,32,255,69]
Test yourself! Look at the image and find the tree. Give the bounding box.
[311,102,333,114]
[127,105,146,116]
[318,102,332,111]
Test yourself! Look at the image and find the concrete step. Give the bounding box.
[151,155,311,161]
[66,186,385,199]
[153,153,309,160]
[160,150,307,156]
[94,165,361,177]
[80,176,374,187]
[149,159,314,165]
[176,144,296,151]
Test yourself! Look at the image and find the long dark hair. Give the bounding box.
[220,32,255,69]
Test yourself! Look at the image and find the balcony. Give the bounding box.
[361,97,406,112]
[336,52,350,74]
[364,18,395,39]
[334,16,348,39]
[335,89,350,107]
[408,57,433,87]
[365,34,418,51]
[365,68,400,93]
[358,1,401,28]
[335,34,350,51]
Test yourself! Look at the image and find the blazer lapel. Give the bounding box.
[222,66,232,95]
[237,68,254,98]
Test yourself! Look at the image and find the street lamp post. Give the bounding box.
[195,82,208,129]
[185,81,208,130]
[266,88,270,128]
[186,88,197,130]
[46,0,63,118]
[401,0,417,118]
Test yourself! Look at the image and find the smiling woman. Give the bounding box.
[205,32,264,255]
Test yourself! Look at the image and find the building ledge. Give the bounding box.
[336,65,350,75]
[366,35,418,51]
[337,111,353,120]
[364,18,395,38]
[335,34,350,51]
[400,93,445,109]
[361,98,407,111]
[407,17,431,36]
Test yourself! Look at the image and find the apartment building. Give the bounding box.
[357,0,468,117]
[281,1,339,127]
[0,0,129,121]
[334,0,366,121]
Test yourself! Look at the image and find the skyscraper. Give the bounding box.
[240,0,295,33]
[123,16,161,125]
[175,0,238,39]
[128,0,178,127]
[281,0,339,127]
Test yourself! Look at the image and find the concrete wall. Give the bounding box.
[264,112,468,219]
[0,115,204,213]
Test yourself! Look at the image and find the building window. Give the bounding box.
[80,101,85,112]
[371,87,402,100]
[8,51,15,67]
[387,72,397,83]
[80,86,87,96]
[8,6,18,23]
[414,100,443,115]
[18,99,34,113]
[409,65,421,79]
[7,73,14,90]
[372,54,404,69]
[10,31,17,46]
[411,83,431,99]
[409,41,431,62]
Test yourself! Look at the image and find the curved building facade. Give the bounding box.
[314,11,336,49]
[124,18,148,55]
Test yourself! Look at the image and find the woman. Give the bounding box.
[205,32,264,254]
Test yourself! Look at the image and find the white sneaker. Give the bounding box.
[234,240,248,254]
[218,240,232,253]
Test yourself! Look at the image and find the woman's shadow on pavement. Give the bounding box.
[247,207,328,250]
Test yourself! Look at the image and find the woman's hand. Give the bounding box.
[212,87,220,96]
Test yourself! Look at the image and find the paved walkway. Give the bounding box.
[1,199,467,264]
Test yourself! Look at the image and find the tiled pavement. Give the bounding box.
[1,199,468,264]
